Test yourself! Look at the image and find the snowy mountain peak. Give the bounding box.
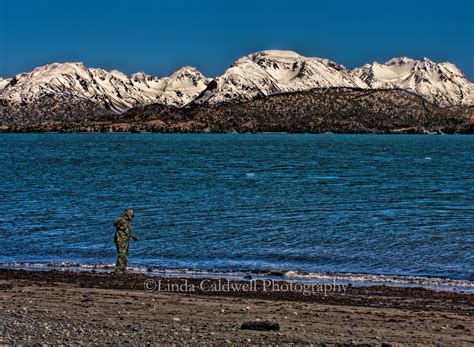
[353,58,474,106]
[0,77,11,90]
[27,62,91,80]
[130,72,154,83]
[154,66,211,100]
[38,61,85,70]
[250,50,302,59]
[195,50,368,104]
[384,57,416,66]
[168,66,209,85]
[172,65,203,74]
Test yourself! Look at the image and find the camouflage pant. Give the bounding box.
[115,240,129,272]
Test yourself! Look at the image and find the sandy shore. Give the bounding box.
[1,269,473,345]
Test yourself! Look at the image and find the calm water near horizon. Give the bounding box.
[1,134,473,290]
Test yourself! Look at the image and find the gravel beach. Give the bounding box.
[0,268,473,345]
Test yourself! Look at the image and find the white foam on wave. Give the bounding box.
[2,262,472,293]
[284,270,474,291]
[0,262,115,271]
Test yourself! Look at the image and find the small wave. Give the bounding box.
[315,176,339,180]
[282,271,474,291]
[1,262,473,293]
[0,262,115,271]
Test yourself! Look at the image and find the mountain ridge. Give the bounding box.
[1,50,473,116]
[0,62,210,113]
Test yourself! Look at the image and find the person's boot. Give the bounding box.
[114,267,126,274]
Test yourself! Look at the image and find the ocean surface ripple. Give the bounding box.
[1,134,473,290]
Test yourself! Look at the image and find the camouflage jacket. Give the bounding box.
[114,214,135,243]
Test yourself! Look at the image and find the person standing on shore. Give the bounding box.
[114,209,138,273]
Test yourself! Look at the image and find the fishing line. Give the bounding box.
[91,235,113,273]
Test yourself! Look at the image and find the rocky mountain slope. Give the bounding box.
[353,57,474,107]
[123,88,472,134]
[0,63,210,114]
[6,88,471,134]
[194,50,368,104]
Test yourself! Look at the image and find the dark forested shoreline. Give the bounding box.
[1,88,473,134]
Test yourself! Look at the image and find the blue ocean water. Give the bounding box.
[1,134,473,288]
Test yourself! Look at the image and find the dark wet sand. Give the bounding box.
[0,269,473,345]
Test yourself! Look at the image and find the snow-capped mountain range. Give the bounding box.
[353,57,474,107]
[0,50,472,114]
[0,63,210,112]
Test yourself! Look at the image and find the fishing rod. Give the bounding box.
[91,234,113,273]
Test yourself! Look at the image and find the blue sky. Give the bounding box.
[1,0,473,79]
